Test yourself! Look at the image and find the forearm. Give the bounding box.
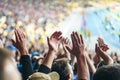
[77,54,89,80]
[99,53,113,65]
[42,50,56,69]
[86,55,96,73]
[20,55,33,80]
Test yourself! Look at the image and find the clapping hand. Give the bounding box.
[47,31,62,52]
[66,32,85,57]
[11,29,28,55]
[97,37,109,52]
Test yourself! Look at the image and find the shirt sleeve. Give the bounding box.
[20,55,34,80]
[38,64,51,74]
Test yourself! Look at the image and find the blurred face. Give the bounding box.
[3,58,21,80]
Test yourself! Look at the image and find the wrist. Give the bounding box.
[19,49,28,55]
[76,51,85,57]
[48,49,56,53]
[76,54,86,59]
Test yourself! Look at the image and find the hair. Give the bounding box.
[93,64,120,80]
[0,48,21,80]
[52,58,73,80]
[0,48,13,80]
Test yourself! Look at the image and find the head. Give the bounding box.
[52,58,73,80]
[28,72,59,80]
[93,64,120,80]
[0,48,21,80]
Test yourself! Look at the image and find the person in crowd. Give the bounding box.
[93,64,120,80]
[0,48,22,80]
[52,58,73,80]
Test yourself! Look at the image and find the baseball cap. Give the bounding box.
[27,72,60,80]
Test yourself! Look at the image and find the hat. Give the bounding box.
[28,72,60,80]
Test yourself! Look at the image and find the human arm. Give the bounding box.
[95,37,113,65]
[38,31,62,73]
[66,32,89,80]
[85,50,96,74]
[95,44,113,65]
[62,38,71,60]
[11,29,33,80]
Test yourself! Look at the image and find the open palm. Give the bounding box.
[47,31,62,51]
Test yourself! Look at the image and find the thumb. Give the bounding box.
[11,39,16,47]
[65,46,72,53]
[95,43,98,53]
[47,37,50,46]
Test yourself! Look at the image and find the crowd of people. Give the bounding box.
[0,0,120,80]
[0,0,70,44]
[1,28,120,80]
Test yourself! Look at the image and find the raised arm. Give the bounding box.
[38,31,62,73]
[85,50,96,74]
[61,38,71,60]
[11,29,33,80]
[95,44,113,65]
[66,32,89,80]
[95,37,113,65]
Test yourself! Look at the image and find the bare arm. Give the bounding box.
[66,32,89,80]
[11,29,33,80]
[95,44,113,65]
[95,37,113,65]
[85,51,96,73]
[41,31,62,69]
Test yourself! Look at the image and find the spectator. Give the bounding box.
[0,48,21,80]
[93,64,120,80]
[52,58,73,80]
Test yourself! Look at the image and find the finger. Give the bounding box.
[58,36,62,41]
[18,29,25,39]
[16,29,22,41]
[19,29,26,39]
[15,30,20,42]
[47,37,50,46]
[72,32,79,46]
[75,32,80,44]
[97,37,104,46]
[73,32,78,44]
[80,34,84,45]
[66,38,69,44]
[56,31,62,39]
[61,38,64,44]
[71,32,76,46]
[102,46,109,51]
[65,46,72,53]
[97,38,102,46]
[51,31,57,38]
[95,43,97,53]
[97,44,103,53]
[11,39,16,47]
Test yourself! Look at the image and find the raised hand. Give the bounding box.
[95,44,105,56]
[95,43,113,65]
[66,32,85,57]
[61,38,71,60]
[11,29,28,55]
[62,38,70,46]
[97,37,109,52]
[66,32,89,80]
[62,38,71,52]
[39,31,62,69]
[47,31,62,52]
